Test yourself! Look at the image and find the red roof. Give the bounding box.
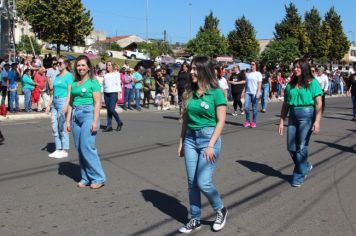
[99,36,130,43]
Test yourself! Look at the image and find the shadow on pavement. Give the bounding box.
[141,189,188,224]
[237,160,290,182]
[58,162,81,182]
[315,140,356,154]
[162,116,180,121]
[41,142,56,153]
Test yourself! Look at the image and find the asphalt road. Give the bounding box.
[0,97,355,236]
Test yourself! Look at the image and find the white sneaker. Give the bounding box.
[53,150,68,159]
[48,150,61,158]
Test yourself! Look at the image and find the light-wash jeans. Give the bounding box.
[51,97,69,150]
[71,105,106,185]
[8,90,19,112]
[184,127,224,220]
[135,88,142,108]
[261,83,269,110]
[287,107,314,185]
[22,88,32,112]
[244,93,259,123]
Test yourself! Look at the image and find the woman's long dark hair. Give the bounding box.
[289,58,313,88]
[181,56,219,113]
[73,55,94,81]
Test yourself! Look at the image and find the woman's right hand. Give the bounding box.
[177,142,184,158]
[278,120,284,136]
[66,122,71,133]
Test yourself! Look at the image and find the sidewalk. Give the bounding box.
[0,94,346,121]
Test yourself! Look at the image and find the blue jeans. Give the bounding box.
[184,127,224,220]
[244,93,259,123]
[261,83,269,110]
[22,88,32,112]
[104,92,122,128]
[135,88,142,108]
[124,87,133,108]
[352,96,356,117]
[287,107,314,185]
[8,90,19,112]
[51,97,69,150]
[71,105,106,185]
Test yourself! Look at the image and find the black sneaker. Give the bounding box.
[178,218,201,234]
[212,207,228,232]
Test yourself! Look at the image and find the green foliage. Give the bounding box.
[227,16,259,62]
[324,7,350,63]
[110,43,122,51]
[187,11,228,57]
[274,3,311,56]
[260,38,301,70]
[137,41,173,58]
[16,35,42,55]
[17,0,93,55]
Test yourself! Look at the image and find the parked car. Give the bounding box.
[84,46,99,54]
[45,43,72,52]
[123,49,150,60]
[156,55,175,65]
[175,57,191,65]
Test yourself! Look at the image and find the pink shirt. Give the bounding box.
[34,73,47,90]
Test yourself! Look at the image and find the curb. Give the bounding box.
[0,94,348,122]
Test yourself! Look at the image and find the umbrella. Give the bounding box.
[65,55,77,61]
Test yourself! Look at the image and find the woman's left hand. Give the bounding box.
[91,122,98,133]
[204,146,216,164]
[312,121,320,134]
[62,106,67,113]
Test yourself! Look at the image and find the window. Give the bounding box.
[351,50,356,57]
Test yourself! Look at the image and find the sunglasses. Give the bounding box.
[58,62,64,66]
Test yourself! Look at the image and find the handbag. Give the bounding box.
[0,105,7,117]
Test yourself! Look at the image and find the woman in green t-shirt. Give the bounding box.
[278,58,323,187]
[177,56,228,233]
[66,55,106,189]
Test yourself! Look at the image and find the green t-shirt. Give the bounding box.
[285,78,323,107]
[21,74,35,91]
[186,88,227,130]
[71,78,101,106]
[53,72,74,97]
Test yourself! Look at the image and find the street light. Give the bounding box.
[189,2,192,40]
[348,31,355,46]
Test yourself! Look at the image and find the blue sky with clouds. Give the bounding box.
[81,0,355,43]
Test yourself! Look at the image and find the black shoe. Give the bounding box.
[102,127,113,132]
[212,207,228,232]
[128,107,133,110]
[116,122,123,131]
[122,106,127,111]
[0,131,4,143]
[178,219,201,234]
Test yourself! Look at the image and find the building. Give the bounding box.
[99,35,146,50]
[85,30,107,46]
[0,0,16,59]
[342,43,356,69]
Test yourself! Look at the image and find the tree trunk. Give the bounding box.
[57,42,60,56]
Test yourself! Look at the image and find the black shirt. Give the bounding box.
[177,71,190,92]
[348,74,356,96]
[262,72,270,84]
[229,72,246,93]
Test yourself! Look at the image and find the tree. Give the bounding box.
[16,35,42,55]
[137,41,173,59]
[227,16,259,62]
[324,7,350,64]
[274,3,310,55]
[187,11,228,57]
[260,38,301,70]
[17,0,93,55]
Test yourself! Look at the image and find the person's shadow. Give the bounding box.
[237,160,290,182]
[41,142,56,154]
[58,162,81,182]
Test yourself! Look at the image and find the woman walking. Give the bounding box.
[278,58,322,187]
[66,55,106,189]
[178,56,228,233]
[102,61,123,132]
[243,61,262,128]
[47,57,74,159]
[228,65,246,116]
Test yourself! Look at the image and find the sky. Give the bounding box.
[81,0,356,44]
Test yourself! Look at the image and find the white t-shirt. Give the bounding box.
[218,77,229,90]
[246,71,262,94]
[103,72,122,93]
